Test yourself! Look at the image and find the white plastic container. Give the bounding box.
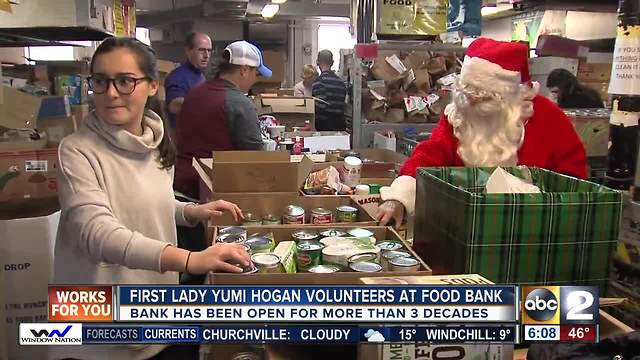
[341,156,362,188]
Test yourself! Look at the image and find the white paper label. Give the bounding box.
[386,54,407,74]
[438,73,458,86]
[426,93,440,106]
[25,160,47,172]
[609,26,640,95]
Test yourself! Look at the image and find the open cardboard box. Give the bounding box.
[327,149,406,178]
[254,95,315,130]
[196,151,315,195]
[208,225,431,285]
[207,193,377,227]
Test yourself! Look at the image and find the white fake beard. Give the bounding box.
[445,81,536,168]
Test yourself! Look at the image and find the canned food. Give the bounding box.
[216,233,245,244]
[241,244,251,253]
[283,205,305,224]
[307,264,341,273]
[242,213,261,226]
[376,241,403,251]
[349,262,383,273]
[322,245,353,268]
[388,256,420,272]
[348,228,374,238]
[262,214,281,225]
[251,253,281,273]
[320,186,335,195]
[296,240,323,272]
[310,207,333,224]
[291,230,319,243]
[217,227,247,243]
[381,250,411,271]
[368,183,381,195]
[319,229,348,238]
[336,205,358,222]
[245,235,274,254]
[348,252,379,264]
[241,264,258,274]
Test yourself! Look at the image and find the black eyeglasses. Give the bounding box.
[88,75,151,95]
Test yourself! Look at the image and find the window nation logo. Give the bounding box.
[20,323,83,345]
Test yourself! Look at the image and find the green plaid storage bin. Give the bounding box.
[414,167,622,292]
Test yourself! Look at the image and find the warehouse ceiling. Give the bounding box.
[136,0,351,28]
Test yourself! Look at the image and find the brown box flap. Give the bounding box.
[0,87,41,129]
[255,96,315,115]
[210,151,314,193]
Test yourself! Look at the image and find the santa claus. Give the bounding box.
[377,38,587,226]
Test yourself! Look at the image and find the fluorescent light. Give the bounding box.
[272,0,287,3]
[261,4,279,18]
[481,6,498,16]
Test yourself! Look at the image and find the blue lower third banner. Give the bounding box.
[80,324,517,344]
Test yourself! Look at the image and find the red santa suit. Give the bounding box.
[400,95,587,178]
[381,38,587,216]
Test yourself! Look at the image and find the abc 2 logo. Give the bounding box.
[521,286,599,325]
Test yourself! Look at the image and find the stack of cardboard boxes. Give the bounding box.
[0,61,87,359]
[365,49,463,124]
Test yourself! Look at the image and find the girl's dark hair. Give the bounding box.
[90,37,176,169]
[546,68,602,108]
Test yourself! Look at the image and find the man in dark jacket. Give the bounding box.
[312,50,347,131]
[175,40,271,199]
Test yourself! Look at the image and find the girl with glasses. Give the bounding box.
[52,37,250,360]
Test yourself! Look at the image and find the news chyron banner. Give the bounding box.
[19,285,598,345]
[521,286,600,342]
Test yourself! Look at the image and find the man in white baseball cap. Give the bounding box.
[175,40,272,200]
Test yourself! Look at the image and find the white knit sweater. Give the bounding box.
[51,110,192,360]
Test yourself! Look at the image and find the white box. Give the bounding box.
[373,132,397,152]
[285,131,350,153]
[528,57,579,76]
[0,211,59,360]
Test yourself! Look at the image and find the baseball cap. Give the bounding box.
[224,41,272,78]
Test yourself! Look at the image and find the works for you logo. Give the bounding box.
[20,323,83,345]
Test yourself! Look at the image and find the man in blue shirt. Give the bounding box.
[164,32,212,128]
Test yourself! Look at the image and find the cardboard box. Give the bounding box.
[208,193,377,227]
[261,50,285,84]
[207,151,314,194]
[37,116,77,146]
[157,59,177,75]
[568,111,609,157]
[326,149,405,178]
[373,132,397,151]
[209,225,430,285]
[528,57,579,76]
[0,87,41,129]
[283,131,350,152]
[370,56,402,82]
[578,62,612,82]
[536,35,589,59]
[0,148,59,203]
[1,210,59,360]
[254,96,315,130]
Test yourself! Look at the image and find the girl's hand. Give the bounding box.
[186,200,244,222]
[187,243,251,274]
[375,200,405,228]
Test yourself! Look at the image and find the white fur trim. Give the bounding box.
[460,56,521,91]
[380,175,416,216]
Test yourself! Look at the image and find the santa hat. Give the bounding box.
[460,38,530,92]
